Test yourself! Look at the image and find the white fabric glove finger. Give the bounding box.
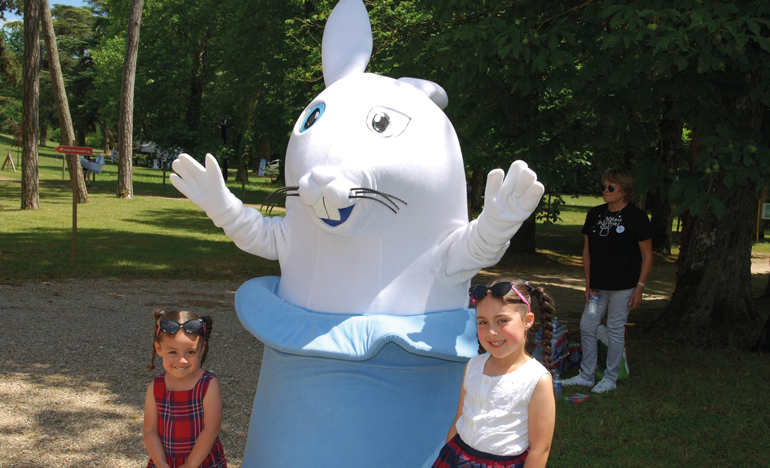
[512,165,538,199]
[498,160,526,201]
[169,173,195,200]
[485,168,505,203]
[520,181,545,213]
[172,155,208,203]
[203,153,223,186]
[172,153,205,183]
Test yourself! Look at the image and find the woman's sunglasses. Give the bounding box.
[157,319,205,336]
[468,282,530,312]
[600,184,617,193]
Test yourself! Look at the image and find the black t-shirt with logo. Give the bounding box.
[582,203,652,290]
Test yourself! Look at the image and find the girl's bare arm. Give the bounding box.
[523,374,556,468]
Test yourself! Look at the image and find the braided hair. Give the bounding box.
[473,278,557,373]
[147,309,214,372]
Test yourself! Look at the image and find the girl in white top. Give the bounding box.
[432,278,556,468]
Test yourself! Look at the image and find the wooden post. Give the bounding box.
[55,146,93,262]
[1,149,16,172]
[70,153,77,263]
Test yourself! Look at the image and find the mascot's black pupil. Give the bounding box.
[372,112,391,133]
[304,109,321,130]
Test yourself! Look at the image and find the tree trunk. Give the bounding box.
[665,100,761,344]
[648,189,675,254]
[21,0,40,210]
[507,211,537,254]
[102,124,110,153]
[40,0,88,203]
[764,267,770,299]
[665,182,760,342]
[117,0,144,199]
[759,187,770,296]
[184,73,206,151]
[469,168,485,212]
[757,184,768,242]
[764,265,770,298]
[39,124,47,146]
[251,137,269,172]
[648,116,682,254]
[76,127,86,146]
[183,29,211,153]
[236,161,248,183]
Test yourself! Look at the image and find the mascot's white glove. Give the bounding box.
[171,154,241,225]
[170,153,283,260]
[434,160,544,285]
[475,160,544,248]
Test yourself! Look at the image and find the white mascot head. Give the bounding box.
[278,0,469,314]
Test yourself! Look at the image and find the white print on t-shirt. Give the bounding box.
[595,214,623,237]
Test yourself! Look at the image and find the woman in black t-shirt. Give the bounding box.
[562,169,652,394]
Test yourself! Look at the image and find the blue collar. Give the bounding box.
[235,276,478,362]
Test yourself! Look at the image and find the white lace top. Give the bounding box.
[455,353,549,456]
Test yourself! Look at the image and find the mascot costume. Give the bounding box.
[170,1,544,466]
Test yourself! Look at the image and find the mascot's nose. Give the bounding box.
[311,167,339,185]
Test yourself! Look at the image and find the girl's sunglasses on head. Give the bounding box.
[157,319,205,336]
[600,184,617,192]
[468,282,531,312]
[469,282,514,301]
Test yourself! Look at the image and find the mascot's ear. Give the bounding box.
[322,0,372,87]
[398,77,450,110]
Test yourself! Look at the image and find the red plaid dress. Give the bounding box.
[147,371,227,468]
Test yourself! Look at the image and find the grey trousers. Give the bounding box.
[577,288,633,383]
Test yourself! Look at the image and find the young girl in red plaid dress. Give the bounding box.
[433,279,556,468]
[144,310,227,468]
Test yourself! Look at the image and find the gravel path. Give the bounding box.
[1,252,767,467]
[1,279,262,468]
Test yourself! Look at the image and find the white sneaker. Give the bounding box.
[591,378,617,393]
[561,375,594,387]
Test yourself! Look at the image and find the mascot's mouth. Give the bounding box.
[261,186,407,224]
[317,203,355,226]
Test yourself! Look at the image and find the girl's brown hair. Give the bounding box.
[147,309,214,371]
[475,278,557,372]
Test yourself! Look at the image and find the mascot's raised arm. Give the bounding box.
[171,0,544,466]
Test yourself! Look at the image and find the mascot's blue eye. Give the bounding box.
[301,103,325,133]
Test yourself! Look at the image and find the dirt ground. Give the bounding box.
[1,253,769,467]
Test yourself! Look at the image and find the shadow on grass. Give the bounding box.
[119,207,235,234]
[0,227,281,282]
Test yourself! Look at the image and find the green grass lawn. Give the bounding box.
[2,135,769,467]
[0,133,282,281]
[553,346,769,467]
